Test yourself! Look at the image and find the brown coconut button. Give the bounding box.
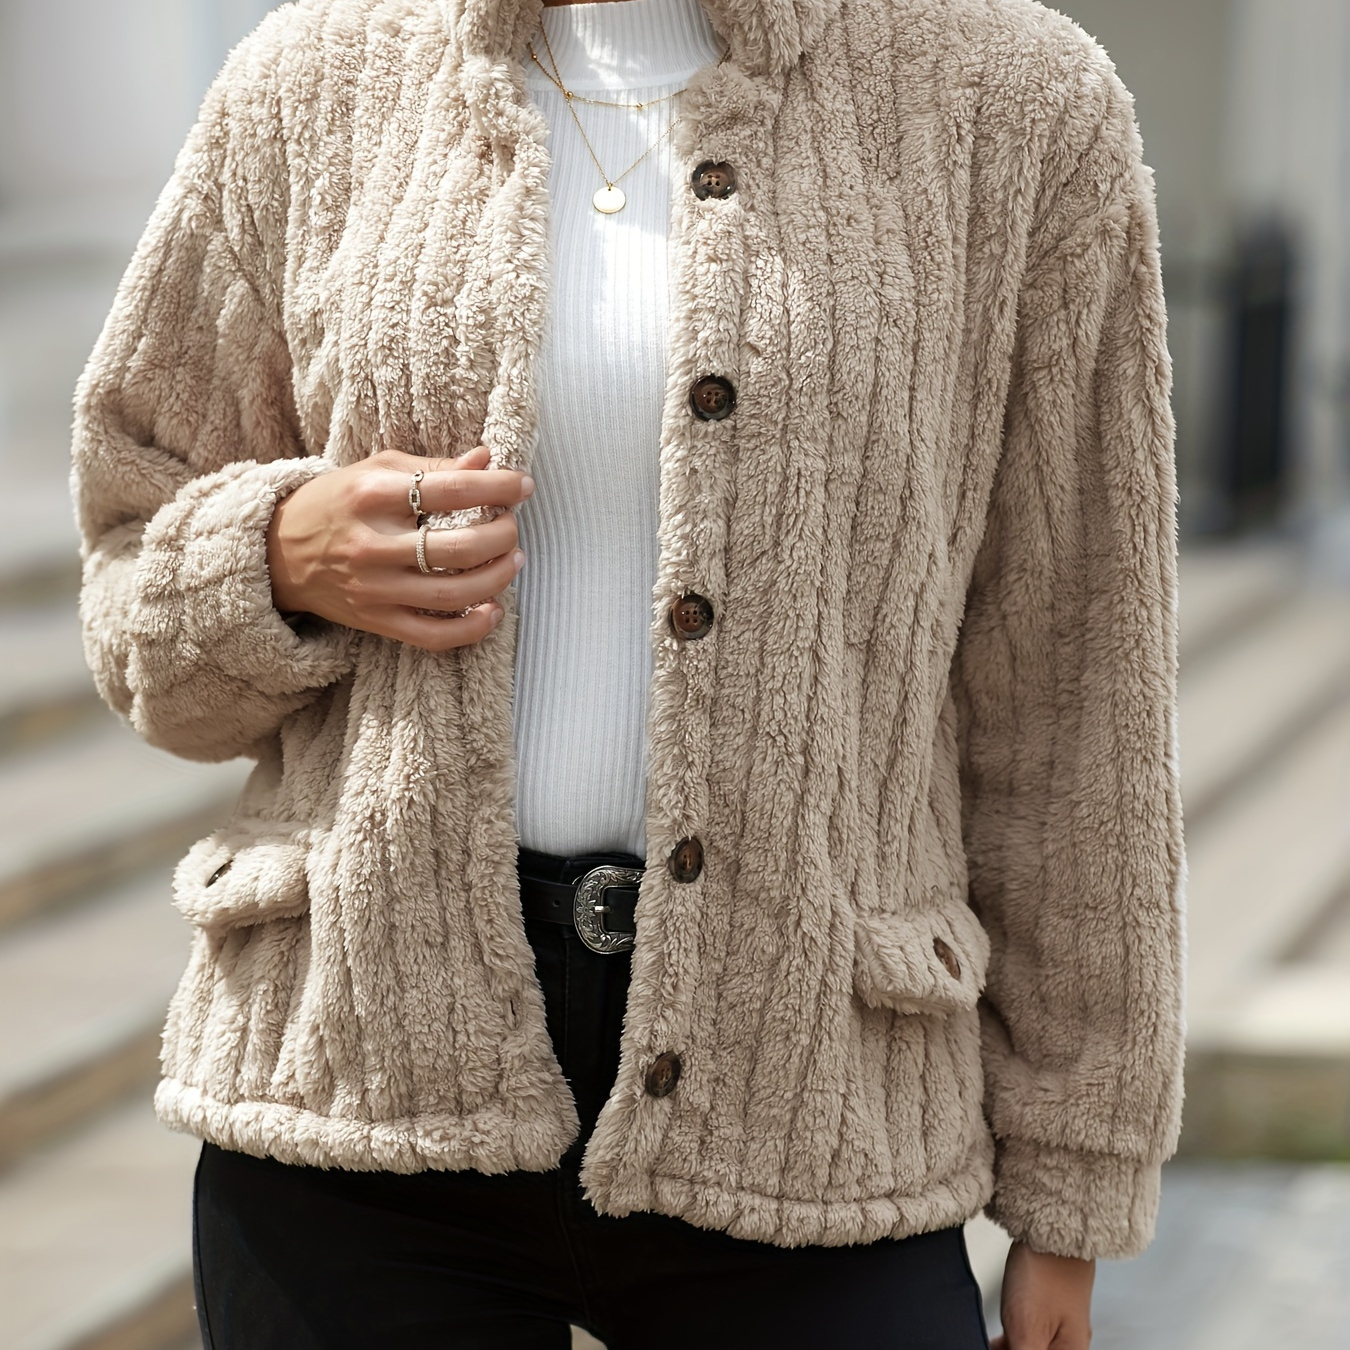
[691,160,738,200]
[689,375,737,421]
[645,1052,683,1098]
[933,937,961,980]
[206,859,234,886]
[668,838,704,884]
[670,593,715,640]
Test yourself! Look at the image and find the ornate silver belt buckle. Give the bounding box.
[573,864,642,955]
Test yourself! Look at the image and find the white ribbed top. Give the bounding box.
[511,0,723,860]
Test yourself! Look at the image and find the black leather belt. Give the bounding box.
[518,862,643,955]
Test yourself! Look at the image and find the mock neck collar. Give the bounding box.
[448,0,838,78]
[525,0,725,91]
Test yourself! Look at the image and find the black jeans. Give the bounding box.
[192,847,991,1349]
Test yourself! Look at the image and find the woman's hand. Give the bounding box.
[266,444,533,651]
[992,1241,1095,1350]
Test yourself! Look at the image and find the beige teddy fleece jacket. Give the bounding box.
[70,0,1185,1260]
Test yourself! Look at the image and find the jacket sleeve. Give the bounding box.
[70,15,354,764]
[951,70,1186,1261]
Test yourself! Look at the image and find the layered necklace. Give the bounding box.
[527,22,707,214]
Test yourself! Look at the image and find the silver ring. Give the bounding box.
[409,470,425,518]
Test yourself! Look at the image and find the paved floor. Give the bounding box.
[988,1161,1350,1350]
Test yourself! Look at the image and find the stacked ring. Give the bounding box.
[416,519,444,575]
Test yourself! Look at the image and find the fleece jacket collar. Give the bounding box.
[445,0,840,75]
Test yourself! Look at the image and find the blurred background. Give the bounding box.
[0,1,1348,1348]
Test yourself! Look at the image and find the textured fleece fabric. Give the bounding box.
[70,0,1185,1261]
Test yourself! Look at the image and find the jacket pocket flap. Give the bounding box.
[173,819,312,931]
[852,902,991,1015]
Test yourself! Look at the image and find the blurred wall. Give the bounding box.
[0,0,278,254]
[1056,0,1231,257]
[1225,0,1350,558]
[1055,0,1231,535]
[1062,0,1350,559]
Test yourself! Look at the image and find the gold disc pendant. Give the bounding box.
[592,184,627,214]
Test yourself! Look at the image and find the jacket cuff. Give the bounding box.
[985,1136,1163,1260]
[127,455,353,754]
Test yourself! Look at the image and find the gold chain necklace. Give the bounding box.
[527,47,684,112]
[528,24,686,215]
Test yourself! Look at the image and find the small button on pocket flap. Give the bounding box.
[852,901,991,1016]
[173,819,313,932]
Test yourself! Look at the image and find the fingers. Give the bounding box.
[414,513,520,574]
[361,512,519,574]
[375,602,507,653]
[359,446,533,523]
[402,546,526,613]
[369,445,532,504]
[346,533,524,615]
[417,466,534,514]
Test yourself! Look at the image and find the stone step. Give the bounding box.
[0,865,188,1170]
[0,600,102,756]
[1184,874,1350,1158]
[1177,587,1350,825]
[1173,556,1350,1159]
[1183,697,1350,1024]
[1179,691,1350,1158]
[0,1097,200,1350]
[1183,1006,1350,1160]
[0,718,248,929]
[1176,541,1300,667]
[0,559,79,622]
[29,1267,195,1350]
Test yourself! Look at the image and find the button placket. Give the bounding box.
[650,146,743,1098]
